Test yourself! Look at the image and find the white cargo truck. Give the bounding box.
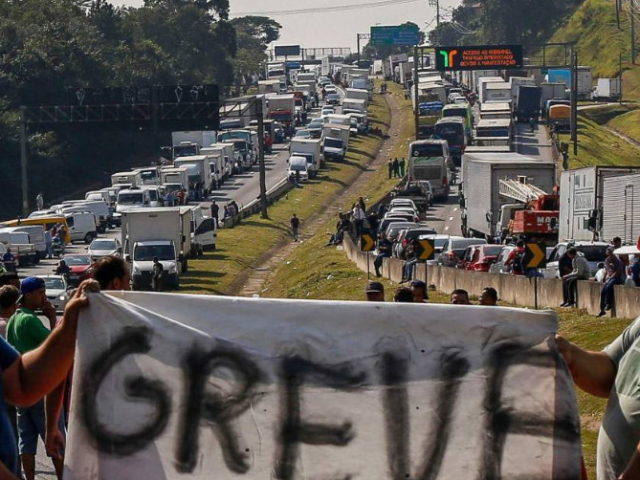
[461,153,555,240]
[345,88,369,104]
[322,124,350,161]
[509,77,537,107]
[592,78,621,101]
[133,166,161,186]
[479,78,506,104]
[173,155,213,192]
[111,171,142,188]
[160,167,190,192]
[559,166,640,242]
[289,139,322,178]
[341,98,367,115]
[601,173,640,244]
[121,208,191,290]
[483,82,512,103]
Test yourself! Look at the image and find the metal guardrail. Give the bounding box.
[220,177,293,228]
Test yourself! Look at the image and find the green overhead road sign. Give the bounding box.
[370,25,420,46]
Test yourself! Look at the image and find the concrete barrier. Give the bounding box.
[577,281,603,316]
[536,278,564,309]
[342,232,640,318]
[387,258,405,283]
[614,285,640,320]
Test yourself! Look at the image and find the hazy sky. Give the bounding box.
[109,0,462,50]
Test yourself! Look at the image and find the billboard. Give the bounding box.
[274,45,301,57]
[435,45,524,71]
[370,24,420,46]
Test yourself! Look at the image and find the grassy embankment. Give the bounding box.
[260,82,416,300]
[179,86,391,295]
[556,103,640,168]
[548,0,640,100]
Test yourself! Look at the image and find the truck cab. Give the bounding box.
[130,240,181,290]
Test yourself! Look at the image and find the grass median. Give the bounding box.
[179,87,391,295]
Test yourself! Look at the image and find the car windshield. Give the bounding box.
[295,131,310,138]
[483,246,503,256]
[90,240,116,250]
[411,143,444,157]
[43,277,65,290]
[64,256,91,266]
[134,245,175,261]
[325,138,342,148]
[118,193,143,204]
[577,245,608,261]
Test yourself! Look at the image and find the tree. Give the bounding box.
[230,16,281,94]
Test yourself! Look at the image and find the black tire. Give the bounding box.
[84,232,96,244]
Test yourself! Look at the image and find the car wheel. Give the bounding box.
[84,233,95,244]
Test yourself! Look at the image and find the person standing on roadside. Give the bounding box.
[399,157,406,177]
[388,160,393,179]
[44,229,53,259]
[210,200,219,227]
[35,194,43,212]
[290,214,300,242]
[352,203,366,237]
[392,158,400,178]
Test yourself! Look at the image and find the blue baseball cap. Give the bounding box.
[20,277,45,296]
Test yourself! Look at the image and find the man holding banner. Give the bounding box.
[558,324,640,479]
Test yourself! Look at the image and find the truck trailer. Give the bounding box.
[559,166,640,242]
[460,153,556,240]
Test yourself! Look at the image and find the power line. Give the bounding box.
[232,0,421,17]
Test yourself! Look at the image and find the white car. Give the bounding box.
[543,241,609,278]
[41,275,69,312]
[87,238,122,261]
[389,198,418,211]
[324,85,338,94]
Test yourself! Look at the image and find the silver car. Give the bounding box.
[41,275,69,312]
[87,238,122,261]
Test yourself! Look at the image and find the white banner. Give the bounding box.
[65,292,581,480]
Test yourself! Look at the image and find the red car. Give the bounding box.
[62,254,94,286]
[461,245,503,272]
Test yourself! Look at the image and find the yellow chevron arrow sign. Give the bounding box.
[416,239,435,261]
[360,233,376,252]
[524,242,547,269]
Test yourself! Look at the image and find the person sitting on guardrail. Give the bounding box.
[629,256,640,287]
[401,239,419,283]
[598,247,625,317]
[374,233,392,278]
[561,248,590,308]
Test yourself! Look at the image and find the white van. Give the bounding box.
[64,212,98,243]
[59,201,111,233]
[287,156,309,182]
[116,189,151,212]
[0,225,46,259]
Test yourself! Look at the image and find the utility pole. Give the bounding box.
[620,52,624,104]
[571,49,579,156]
[255,98,268,219]
[429,0,440,27]
[413,46,420,140]
[19,107,29,216]
[631,2,637,64]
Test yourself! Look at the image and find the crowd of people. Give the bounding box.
[0,256,131,479]
[364,280,498,308]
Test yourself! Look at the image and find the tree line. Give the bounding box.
[0,0,280,218]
